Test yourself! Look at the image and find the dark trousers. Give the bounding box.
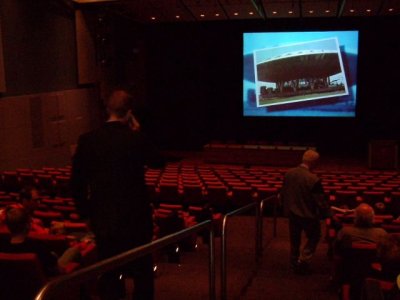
[96,235,154,300]
[289,212,321,265]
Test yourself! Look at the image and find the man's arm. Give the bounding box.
[312,179,331,219]
[70,135,90,219]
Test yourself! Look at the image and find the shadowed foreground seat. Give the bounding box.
[336,243,378,300]
[0,252,47,300]
[0,247,92,300]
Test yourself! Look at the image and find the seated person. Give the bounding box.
[0,206,81,276]
[0,185,51,234]
[333,203,388,300]
[361,235,400,300]
[335,203,388,254]
[18,185,48,234]
[19,186,92,237]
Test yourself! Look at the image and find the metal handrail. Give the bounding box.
[35,220,216,300]
[257,194,279,258]
[221,195,277,300]
[263,193,279,238]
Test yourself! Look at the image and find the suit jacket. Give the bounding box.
[281,164,327,219]
[71,121,164,244]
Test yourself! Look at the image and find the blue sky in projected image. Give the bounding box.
[243,31,359,117]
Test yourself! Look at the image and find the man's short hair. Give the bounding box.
[5,206,31,235]
[302,149,320,164]
[354,203,374,227]
[106,89,133,118]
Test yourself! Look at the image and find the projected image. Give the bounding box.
[255,38,348,107]
[243,31,359,117]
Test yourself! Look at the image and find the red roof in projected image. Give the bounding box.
[257,50,342,82]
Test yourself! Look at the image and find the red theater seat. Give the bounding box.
[28,233,71,256]
[182,183,205,206]
[0,250,83,300]
[157,182,182,204]
[362,191,386,206]
[335,243,378,300]
[334,190,360,209]
[52,205,77,219]
[205,185,229,211]
[36,174,55,195]
[389,191,400,218]
[41,198,66,207]
[54,175,71,197]
[33,210,64,227]
[230,186,255,207]
[2,171,20,193]
[19,172,36,187]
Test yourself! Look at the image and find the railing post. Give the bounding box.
[220,201,259,300]
[255,199,261,262]
[220,195,277,300]
[221,215,228,300]
[258,197,268,260]
[209,224,216,300]
[273,195,278,237]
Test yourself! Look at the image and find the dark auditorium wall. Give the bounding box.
[0,1,102,170]
[0,0,77,96]
[1,2,399,167]
[113,16,400,156]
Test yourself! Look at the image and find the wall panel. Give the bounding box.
[0,16,6,92]
[75,10,97,85]
[0,88,100,170]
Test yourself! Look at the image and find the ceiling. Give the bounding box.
[73,0,400,23]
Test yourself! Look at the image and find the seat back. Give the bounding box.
[335,190,359,209]
[230,186,254,207]
[28,233,70,256]
[0,252,47,300]
[339,243,378,300]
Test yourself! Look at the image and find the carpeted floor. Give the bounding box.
[153,216,339,300]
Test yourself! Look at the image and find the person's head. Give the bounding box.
[5,206,31,236]
[19,185,40,213]
[302,149,320,169]
[106,89,133,120]
[354,203,375,227]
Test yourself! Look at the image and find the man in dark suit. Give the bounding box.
[281,149,329,274]
[71,89,164,299]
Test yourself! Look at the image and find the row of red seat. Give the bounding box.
[2,162,400,214]
[0,167,71,196]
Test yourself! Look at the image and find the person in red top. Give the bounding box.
[18,185,49,234]
[0,186,45,232]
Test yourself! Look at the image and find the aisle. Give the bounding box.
[153,216,338,300]
[243,217,338,300]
